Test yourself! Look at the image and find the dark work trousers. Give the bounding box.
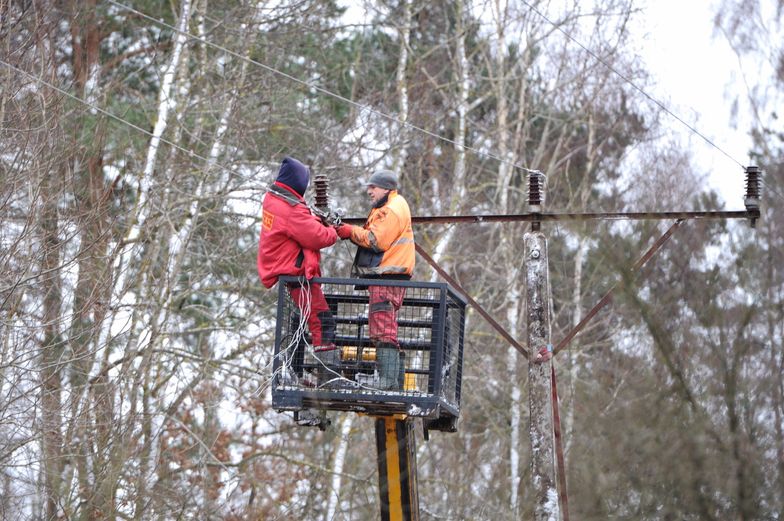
[287,282,336,347]
[368,284,406,347]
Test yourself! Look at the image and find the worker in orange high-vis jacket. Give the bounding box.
[335,170,414,390]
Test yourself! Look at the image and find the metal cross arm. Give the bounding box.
[341,166,761,227]
[342,208,759,227]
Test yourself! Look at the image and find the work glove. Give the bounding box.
[336,224,353,240]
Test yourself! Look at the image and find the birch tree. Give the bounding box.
[4,0,780,519]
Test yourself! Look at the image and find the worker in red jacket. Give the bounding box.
[258,157,340,371]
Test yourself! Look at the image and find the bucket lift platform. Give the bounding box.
[271,276,466,431]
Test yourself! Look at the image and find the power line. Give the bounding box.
[3,57,763,226]
[0,59,254,185]
[519,0,747,171]
[109,0,756,200]
[760,180,784,204]
[8,3,767,212]
[106,0,543,176]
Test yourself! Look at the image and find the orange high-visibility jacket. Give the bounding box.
[349,191,415,278]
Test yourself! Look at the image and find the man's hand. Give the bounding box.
[336,224,353,240]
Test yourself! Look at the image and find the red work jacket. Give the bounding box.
[257,182,338,288]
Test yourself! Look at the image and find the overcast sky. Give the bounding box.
[637,0,753,206]
[340,0,756,206]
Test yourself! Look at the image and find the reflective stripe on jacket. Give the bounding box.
[257,182,338,288]
[350,190,415,277]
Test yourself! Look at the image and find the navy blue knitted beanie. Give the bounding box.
[276,156,310,196]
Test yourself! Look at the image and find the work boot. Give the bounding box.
[398,351,406,390]
[375,343,400,390]
[314,346,340,366]
[314,346,341,387]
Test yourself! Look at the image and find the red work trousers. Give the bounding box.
[287,282,335,346]
[368,284,406,346]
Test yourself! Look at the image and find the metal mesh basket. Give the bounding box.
[271,277,466,425]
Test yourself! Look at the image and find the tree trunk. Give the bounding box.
[39,165,65,521]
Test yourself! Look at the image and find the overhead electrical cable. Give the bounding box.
[760,179,784,203]
[2,58,760,225]
[107,0,756,205]
[519,0,747,171]
[0,59,250,185]
[7,1,766,215]
[105,0,542,176]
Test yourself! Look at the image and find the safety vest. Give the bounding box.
[351,191,415,278]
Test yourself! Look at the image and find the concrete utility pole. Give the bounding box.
[525,232,560,519]
[525,172,560,520]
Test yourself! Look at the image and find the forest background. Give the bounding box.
[1,0,782,519]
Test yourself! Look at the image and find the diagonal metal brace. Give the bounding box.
[553,219,684,356]
[415,244,530,359]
